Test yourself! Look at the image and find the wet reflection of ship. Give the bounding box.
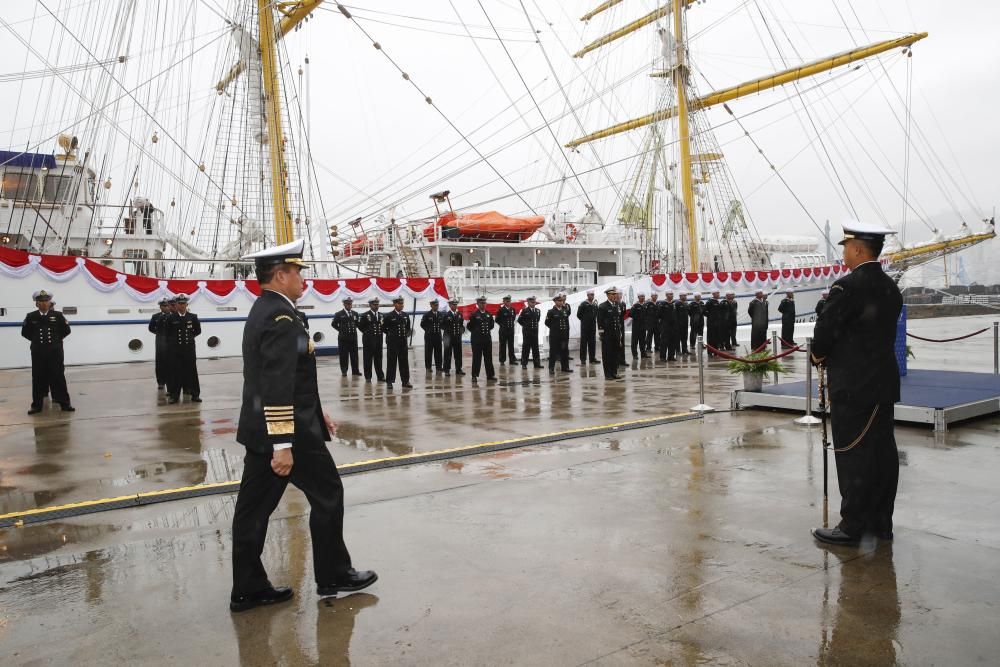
[333,421,413,458]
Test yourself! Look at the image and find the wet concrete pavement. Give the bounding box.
[1,316,999,664]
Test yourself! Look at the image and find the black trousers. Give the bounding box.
[362,338,384,381]
[548,335,570,371]
[676,324,688,353]
[729,322,738,349]
[689,324,703,350]
[386,337,409,384]
[617,331,627,365]
[750,325,767,351]
[600,332,619,379]
[832,400,899,538]
[424,334,442,370]
[660,328,677,360]
[339,337,359,375]
[154,334,168,386]
[168,347,200,399]
[580,324,597,362]
[521,333,540,367]
[630,324,647,356]
[231,434,352,597]
[498,326,517,364]
[781,318,796,346]
[443,334,462,372]
[471,337,495,378]
[30,345,69,406]
[645,325,658,352]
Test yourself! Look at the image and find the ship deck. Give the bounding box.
[1,316,998,665]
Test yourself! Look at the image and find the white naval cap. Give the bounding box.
[838,220,898,245]
[242,238,307,267]
[32,289,53,301]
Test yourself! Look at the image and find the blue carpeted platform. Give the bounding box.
[762,369,1000,409]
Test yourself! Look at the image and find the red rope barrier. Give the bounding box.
[778,336,804,351]
[706,343,801,364]
[906,328,988,343]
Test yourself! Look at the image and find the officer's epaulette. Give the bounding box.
[831,285,845,292]
[274,314,294,323]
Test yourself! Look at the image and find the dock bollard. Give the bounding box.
[771,330,779,385]
[691,335,714,413]
[994,322,998,375]
[794,337,821,425]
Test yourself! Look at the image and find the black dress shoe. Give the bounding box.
[168,397,179,404]
[317,570,378,596]
[60,404,76,412]
[191,397,202,403]
[811,527,860,546]
[230,586,293,613]
[352,372,363,377]
[591,359,600,363]
[402,383,413,388]
[456,370,466,376]
[486,376,497,383]
[562,368,573,373]
[28,405,43,415]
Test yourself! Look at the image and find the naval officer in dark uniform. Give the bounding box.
[165,294,201,403]
[597,287,623,380]
[467,295,497,383]
[748,290,769,350]
[576,290,599,364]
[725,291,738,349]
[441,297,466,376]
[148,298,171,389]
[496,295,519,365]
[331,297,361,377]
[357,297,385,383]
[517,296,542,368]
[384,296,412,388]
[778,289,797,347]
[420,298,443,373]
[231,239,376,612]
[688,293,705,352]
[815,290,829,318]
[22,289,74,414]
[811,221,902,547]
[545,294,573,374]
[658,291,677,361]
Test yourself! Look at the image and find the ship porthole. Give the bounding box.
[313,331,324,343]
[207,336,220,349]
[128,339,143,352]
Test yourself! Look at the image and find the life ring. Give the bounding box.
[565,223,578,242]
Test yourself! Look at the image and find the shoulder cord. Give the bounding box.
[828,401,880,453]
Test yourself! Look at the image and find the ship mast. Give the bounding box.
[257,0,293,244]
[671,0,698,270]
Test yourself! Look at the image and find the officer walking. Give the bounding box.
[675,292,690,356]
[658,291,677,361]
[576,290,599,364]
[629,293,648,359]
[517,296,543,368]
[748,290,769,350]
[688,293,705,352]
[384,296,412,389]
[545,294,573,374]
[148,297,171,389]
[778,289,797,348]
[166,294,201,403]
[357,297,386,383]
[467,296,497,383]
[230,239,376,613]
[331,297,361,377]
[22,289,74,414]
[420,298,444,373]
[496,295,519,365]
[441,298,466,377]
[645,292,660,353]
[597,288,623,380]
[810,221,902,547]
[725,291,738,349]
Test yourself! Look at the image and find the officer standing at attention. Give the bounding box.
[645,292,660,353]
[22,289,74,414]
[810,221,902,547]
[148,297,171,390]
[658,291,677,361]
[704,290,721,356]
[725,290,738,349]
[778,289,797,348]
[467,296,497,383]
[496,295,519,365]
[517,296,543,368]
[441,297,466,377]
[748,289,769,350]
[384,296,412,389]
[545,294,573,375]
[615,290,629,368]
[166,294,201,404]
[331,297,361,377]
[629,293,648,359]
[231,239,376,612]
[597,288,623,380]
[674,292,690,356]
[815,290,830,318]
[688,293,705,352]
[576,290,599,365]
[420,298,444,373]
[357,297,386,383]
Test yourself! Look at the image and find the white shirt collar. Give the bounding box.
[263,288,297,310]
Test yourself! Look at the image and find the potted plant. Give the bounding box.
[727,350,789,391]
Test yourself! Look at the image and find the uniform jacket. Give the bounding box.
[384,310,411,341]
[643,300,659,323]
[629,301,646,327]
[496,304,518,329]
[815,298,827,318]
[674,300,690,330]
[420,310,443,338]
[358,309,385,343]
[467,309,495,340]
[331,309,360,339]
[148,311,169,337]
[727,299,739,325]
[778,298,796,322]
[597,301,623,335]
[441,309,465,337]
[576,300,599,328]
[748,298,768,329]
[704,297,720,324]
[545,305,572,339]
[166,312,201,350]
[237,290,328,454]
[812,261,902,405]
[688,301,705,329]
[22,309,71,349]
[517,306,541,334]
[657,300,677,329]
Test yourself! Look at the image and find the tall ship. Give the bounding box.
[0,1,993,368]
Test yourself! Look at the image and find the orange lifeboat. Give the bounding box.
[423,211,544,242]
[343,234,383,257]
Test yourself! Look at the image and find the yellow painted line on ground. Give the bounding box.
[0,411,697,525]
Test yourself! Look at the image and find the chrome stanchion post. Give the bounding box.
[771,330,779,385]
[691,335,714,412]
[795,337,821,425]
[994,321,998,375]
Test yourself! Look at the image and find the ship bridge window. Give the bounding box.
[123,248,149,275]
[42,175,74,203]
[1,171,38,201]
[449,252,463,267]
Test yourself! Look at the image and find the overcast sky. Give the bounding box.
[1,0,997,260]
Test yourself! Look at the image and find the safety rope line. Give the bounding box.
[778,336,805,351]
[706,343,800,363]
[905,328,988,343]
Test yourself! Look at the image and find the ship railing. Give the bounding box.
[443,266,598,295]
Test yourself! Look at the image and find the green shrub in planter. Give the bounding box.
[726,349,791,377]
